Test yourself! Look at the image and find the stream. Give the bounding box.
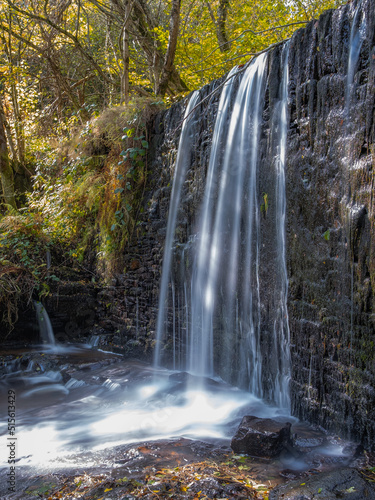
[0,344,366,499]
[0,345,287,466]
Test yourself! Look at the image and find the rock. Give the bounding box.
[231,415,296,458]
[269,468,375,499]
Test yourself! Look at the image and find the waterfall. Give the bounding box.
[189,56,268,387]
[34,301,56,346]
[271,42,291,409]
[154,91,200,366]
[344,0,367,366]
[189,66,239,377]
[345,0,367,120]
[155,48,292,407]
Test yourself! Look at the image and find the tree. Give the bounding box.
[94,0,188,96]
[206,0,231,52]
[0,97,16,208]
[156,0,182,96]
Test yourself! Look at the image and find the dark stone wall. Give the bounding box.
[286,0,375,449]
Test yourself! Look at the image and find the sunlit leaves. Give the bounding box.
[174,0,345,90]
[1,0,346,147]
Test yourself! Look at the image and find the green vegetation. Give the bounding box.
[0,98,163,330]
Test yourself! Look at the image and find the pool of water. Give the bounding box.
[0,345,293,468]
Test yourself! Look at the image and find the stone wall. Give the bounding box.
[286,0,375,449]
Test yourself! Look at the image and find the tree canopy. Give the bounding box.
[0,0,344,137]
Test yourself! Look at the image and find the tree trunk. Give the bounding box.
[217,0,230,52]
[10,81,25,167]
[206,0,231,52]
[0,99,16,209]
[156,0,181,96]
[120,1,130,104]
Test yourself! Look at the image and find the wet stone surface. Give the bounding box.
[1,437,375,499]
[231,416,294,458]
[269,468,375,500]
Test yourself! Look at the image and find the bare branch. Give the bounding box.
[87,0,120,22]
[156,0,181,96]
[205,1,216,25]
[6,0,112,83]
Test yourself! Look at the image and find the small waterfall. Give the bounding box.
[345,0,367,120]
[34,301,56,346]
[154,91,200,366]
[88,334,100,347]
[344,0,367,360]
[271,42,291,409]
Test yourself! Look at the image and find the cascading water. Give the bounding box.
[344,0,367,360]
[190,55,268,388]
[155,49,292,408]
[270,42,291,409]
[188,66,239,378]
[154,91,200,367]
[345,0,367,120]
[34,300,56,346]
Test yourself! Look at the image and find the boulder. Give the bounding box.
[231,415,295,458]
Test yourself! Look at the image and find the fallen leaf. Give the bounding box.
[346,487,356,493]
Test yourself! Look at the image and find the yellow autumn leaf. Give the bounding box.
[104,488,112,492]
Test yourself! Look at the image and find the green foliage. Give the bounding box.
[0,98,163,328]
[0,210,61,330]
[175,0,345,91]
[91,99,162,277]
[261,192,269,215]
[0,0,346,150]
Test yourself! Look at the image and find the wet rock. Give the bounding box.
[286,0,375,450]
[269,468,375,499]
[231,415,295,458]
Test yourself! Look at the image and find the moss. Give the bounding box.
[0,99,165,330]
